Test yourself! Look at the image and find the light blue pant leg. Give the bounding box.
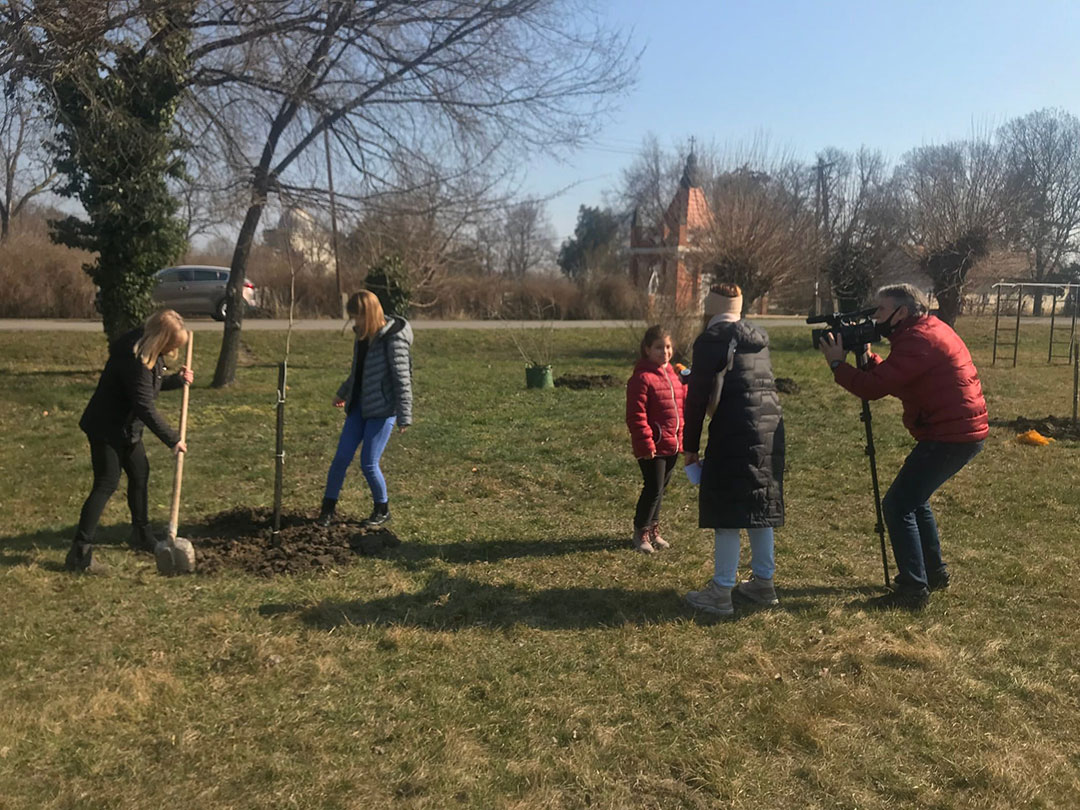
[358,416,395,504]
[747,527,775,580]
[713,527,776,587]
[325,409,366,500]
[712,529,741,588]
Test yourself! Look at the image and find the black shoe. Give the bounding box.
[316,497,337,528]
[64,543,109,574]
[127,527,157,554]
[360,502,391,528]
[927,568,950,591]
[862,586,930,611]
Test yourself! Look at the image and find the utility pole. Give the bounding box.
[324,126,345,319]
[814,157,836,316]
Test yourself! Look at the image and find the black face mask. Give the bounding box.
[876,306,903,338]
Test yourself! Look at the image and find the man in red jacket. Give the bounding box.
[820,283,988,608]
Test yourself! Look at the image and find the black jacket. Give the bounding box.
[685,320,785,529]
[79,328,182,448]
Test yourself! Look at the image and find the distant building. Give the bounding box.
[629,152,712,312]
[263,206,336,275]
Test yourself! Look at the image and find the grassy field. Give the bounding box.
[1,318,1078,809]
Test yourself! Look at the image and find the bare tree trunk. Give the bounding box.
[935,281,963,327]
[211,191,265,387]
[1032,249,1045,317]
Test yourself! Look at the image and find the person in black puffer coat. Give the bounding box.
[68,310,192,573]
[682,284,785,617]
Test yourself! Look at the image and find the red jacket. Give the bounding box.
[626,359,687,458]
[833,315,988,442]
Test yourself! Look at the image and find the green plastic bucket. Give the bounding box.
[525,364,554,389]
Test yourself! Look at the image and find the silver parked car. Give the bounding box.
[153,265,257,321]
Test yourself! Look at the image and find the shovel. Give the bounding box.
[155,331,197,575]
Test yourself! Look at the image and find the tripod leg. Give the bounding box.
[857,354,890,588]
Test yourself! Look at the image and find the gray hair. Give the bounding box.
[876,283,928,315]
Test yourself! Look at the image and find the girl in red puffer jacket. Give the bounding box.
[626,325,687,554]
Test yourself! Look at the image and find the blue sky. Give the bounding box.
[528,0,1080,242]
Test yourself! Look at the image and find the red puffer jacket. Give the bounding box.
[833,315,988,442]
[626,359,687,458]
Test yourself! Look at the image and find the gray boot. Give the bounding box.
[733,575,778,606]
[685,580,733,616]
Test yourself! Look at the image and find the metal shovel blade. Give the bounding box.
[155,539,176,575]
[172,536,196,574]
[154,537,196,575]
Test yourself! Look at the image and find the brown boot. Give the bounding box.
[631,526,655,554]
[648,523,670,550]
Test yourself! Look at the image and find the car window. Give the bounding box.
[193,269,220,281]
[156,269,178,283]
[174,269,194,282]
[217,271,229,281]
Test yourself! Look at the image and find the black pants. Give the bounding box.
[73,437,151,548]
[634,455,678,530]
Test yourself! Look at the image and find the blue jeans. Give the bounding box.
[882,440,983,592]
[324,409,396,503]
[713,528,775,588]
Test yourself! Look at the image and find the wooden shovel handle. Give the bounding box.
[167,331,193,541]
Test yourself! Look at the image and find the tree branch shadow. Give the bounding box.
[0,523,134,554]
[263,574,734,631]
[383,535,625,570]
[0,368,100,378]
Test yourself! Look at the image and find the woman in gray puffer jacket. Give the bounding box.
[317,290,413,528]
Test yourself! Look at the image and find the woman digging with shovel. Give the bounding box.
[65,310,192,573]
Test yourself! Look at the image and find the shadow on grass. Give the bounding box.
[0,368,100,378]
[270,575,864,630]
[278,576,708,630]
[777,583,886,613]
[384,535,623,570]
[0,522,133,554]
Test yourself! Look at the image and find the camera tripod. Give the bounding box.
[857,352,891,588]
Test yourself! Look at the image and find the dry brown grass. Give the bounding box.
[0,223,97,318]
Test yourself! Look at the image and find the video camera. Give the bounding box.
[807,307,880,351]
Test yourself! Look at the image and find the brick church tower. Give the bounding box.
[629,151,712,313]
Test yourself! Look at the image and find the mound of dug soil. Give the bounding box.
[183,507,400,577]
[555,373,621,390]
[998,415,1080,441]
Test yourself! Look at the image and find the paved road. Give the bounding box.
[0,316,814,331]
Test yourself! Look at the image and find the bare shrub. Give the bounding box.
[424,273,644,320]
[573,273,645,320]
[244,247,344,319]
[0,225,96,318]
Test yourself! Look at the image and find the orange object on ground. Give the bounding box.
[1016,429,1054,446]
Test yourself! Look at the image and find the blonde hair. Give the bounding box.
[134,309,187,369]
[346,290,387,340]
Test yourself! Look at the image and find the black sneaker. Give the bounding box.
[315,497,337,528]
[360,502,391,528]
[927,568,950,591]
